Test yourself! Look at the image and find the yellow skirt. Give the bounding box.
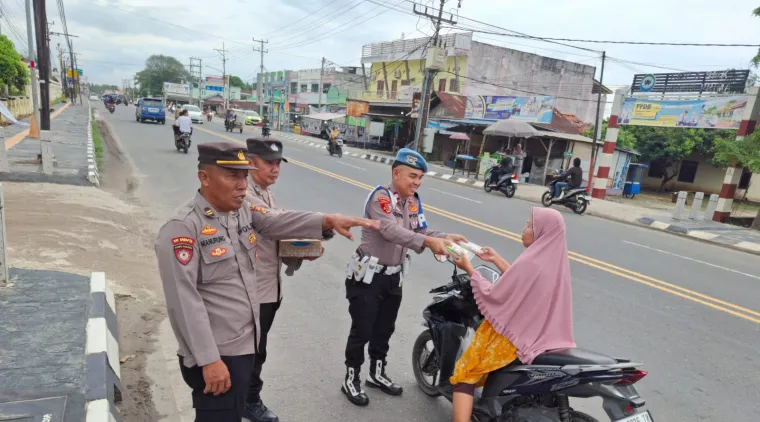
[449,320,518,387]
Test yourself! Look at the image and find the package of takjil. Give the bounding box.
[278,239,323,258]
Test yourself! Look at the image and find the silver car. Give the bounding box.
[183,105,204,124]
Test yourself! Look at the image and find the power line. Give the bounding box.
[260,0,345,39]
[268,0,368,48]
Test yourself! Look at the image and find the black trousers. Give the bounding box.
[344,273,403,368]
[247,300,281,403]
[178,354,253,422]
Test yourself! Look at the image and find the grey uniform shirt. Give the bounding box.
[357,184,447,267]
[155,191,324,368]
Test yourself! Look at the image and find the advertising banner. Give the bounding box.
[464,95,554,123]
[346,99,369,127]
[163,82,189,95]
[619,96,748,129]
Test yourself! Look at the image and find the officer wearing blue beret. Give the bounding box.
[340,148,468,406]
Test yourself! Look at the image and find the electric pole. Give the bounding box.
[412,0,458,152]
[33,0,51,130]
[252,37,268,116]
[25,0,41,137]
[188,57,202,106]
[214,43,229,110]
[587,51,607,194]
[318,57,326,110]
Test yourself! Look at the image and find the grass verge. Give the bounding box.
[91,109,104,169]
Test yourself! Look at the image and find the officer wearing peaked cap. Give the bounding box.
[242,137,333,422]
[340,148,468,406]
[155,142,378,422]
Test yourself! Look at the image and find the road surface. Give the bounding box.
[102,105,760,422]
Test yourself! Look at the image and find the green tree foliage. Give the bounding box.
[0,35,29,93]
[135,55,189,96]
[228,75,251,91]
[582,119,637,150]
[88,84,119,95]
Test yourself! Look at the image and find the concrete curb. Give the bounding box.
[85,272,122,422]
[637,218,760,256]
[87,103,100,187]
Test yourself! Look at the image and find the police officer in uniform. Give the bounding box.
[341,148,467,406]
[155,142,377,422]
[242,138,329,422]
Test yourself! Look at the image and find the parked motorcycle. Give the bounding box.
[541,170,590,215]
[483,169,518,198]
[327,138,343,158]
[412,257,653,422]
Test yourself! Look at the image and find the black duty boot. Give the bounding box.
[366,359,403,396]
[243,399,279,422]
[342,366,369,406]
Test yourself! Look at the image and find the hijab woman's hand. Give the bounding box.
[452,252,475,276]
[477,246,502,263]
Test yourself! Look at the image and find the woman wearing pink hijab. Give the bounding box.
[449,207,576,422]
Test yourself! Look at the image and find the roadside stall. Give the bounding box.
[300,112,345,139]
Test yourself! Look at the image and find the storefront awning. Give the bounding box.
[303,112,345,121]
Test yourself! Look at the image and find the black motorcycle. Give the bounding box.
[326,138,343,158]
[483,168,517,198]
[262,123,271,138]
[173,127,191,154]
[542,170,590,215]
[412,260,653,422]
[107,103,115,114]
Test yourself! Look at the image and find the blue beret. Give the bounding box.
[394,148,428,173]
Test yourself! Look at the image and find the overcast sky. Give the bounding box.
[3,0,759,95]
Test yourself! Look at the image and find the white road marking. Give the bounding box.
[429,188,482,203]
[336,161,366,170]
[440,174,452,180]
[289,147,304,152]
[623,241,760,280]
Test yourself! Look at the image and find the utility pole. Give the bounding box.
[252,38,268,116]
[412,0,458,152]
[214,43,229,110]
[33,0,51,130]
[318,57,326,110]
[587,50,607,194]
[25,0,41,138]
[188,57,202,107]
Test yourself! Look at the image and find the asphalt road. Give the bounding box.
[103,105,760,422]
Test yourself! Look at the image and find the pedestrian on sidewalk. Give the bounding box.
[341,148,468,407]
[242,138,331,422]
[512,142,524,175]
[155,142,378,422]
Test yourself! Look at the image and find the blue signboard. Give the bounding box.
[205,85,224,92]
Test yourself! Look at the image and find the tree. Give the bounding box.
[714,132,760,230]
[135,55,189,97]
[88,84,118,95]
[582,119,637,150]
[632,126,733,191]
[0,35,29,94]
[228,75,251,91]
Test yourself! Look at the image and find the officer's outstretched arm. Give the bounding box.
[155,221,220,367]
[249,205,326,240]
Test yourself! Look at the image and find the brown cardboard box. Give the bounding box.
[278,239,323,258]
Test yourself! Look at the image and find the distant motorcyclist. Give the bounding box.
[488,152,515,187]
[554,157,583,199]
[173,109,193,142]
[328,126,340,153]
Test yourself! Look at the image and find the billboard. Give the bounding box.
[631,70,749,94]
[619,96,748,129]
[163,82,189,95]
[346,99,369,127]
[464,95,554,123]
[204,76,225,93]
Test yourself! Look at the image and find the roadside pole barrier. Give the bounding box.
[40,129,54,175]
[0,126,9,173]
[0,183,8,285]
[689,192,704,220]
[703,194,719,221]
[672,191,687,220]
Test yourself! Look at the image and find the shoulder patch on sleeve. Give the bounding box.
[171,236,196,265]
[377,196,392,214]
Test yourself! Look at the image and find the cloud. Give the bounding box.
[2,0,758,91]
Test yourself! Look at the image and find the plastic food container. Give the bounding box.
[279,239,323,258]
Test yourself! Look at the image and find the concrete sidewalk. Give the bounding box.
[274,129,760,255]
[0,103,96,186]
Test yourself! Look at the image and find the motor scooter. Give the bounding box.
[542,169,590,215]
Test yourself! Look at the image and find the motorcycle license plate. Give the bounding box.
[614,411,654,422]
[511,179,519,184]
[148,108,159,112]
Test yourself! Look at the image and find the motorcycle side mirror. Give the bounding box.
[433,253,448,263]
